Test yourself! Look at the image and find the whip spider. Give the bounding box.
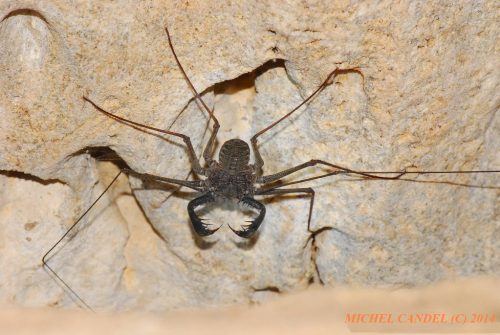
[42,26,499,311]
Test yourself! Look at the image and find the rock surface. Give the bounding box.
[1,277,499,334]
[0,1,498,311]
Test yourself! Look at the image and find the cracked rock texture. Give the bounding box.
[0,1,498,311]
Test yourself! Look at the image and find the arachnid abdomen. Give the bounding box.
[206,138,254,199]
[218,138,250,171]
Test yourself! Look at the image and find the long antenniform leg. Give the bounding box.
[258,159,406,184]
[248,67,500,182]
[42,171,123,312]
[261,169,500,190]
[41,167,204,311]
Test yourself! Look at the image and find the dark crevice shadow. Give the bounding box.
[307,225,335,286]
[251,286,281,293]
[1,8,50,24]
[211,58,303,148]
[212,58,285,97]
[70,146,129,170]
[0,170,65,186]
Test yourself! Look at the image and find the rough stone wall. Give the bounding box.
[0,1,498,311]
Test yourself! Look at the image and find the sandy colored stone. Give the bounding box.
[0,277,499,334]
[0,0,498,312]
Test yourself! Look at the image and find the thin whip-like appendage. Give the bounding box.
[42,171,122,312]
[356,170,500,174]
[261,169,500,191]
[165,26,220,164]
[327,170,500,175]
[251,69,338,141]
[164,26,220,129]
[43,263,94,312]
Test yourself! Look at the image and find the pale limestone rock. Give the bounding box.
[0,1,498,312]
[1,277,500,334]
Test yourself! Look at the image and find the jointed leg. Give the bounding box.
[256,187,316,233]
[251,69,340,177]
[165,27,220,165]
[258,159,406,184]
[202,106,219,164]
[83,96,206,175]
[123,168,205,191]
